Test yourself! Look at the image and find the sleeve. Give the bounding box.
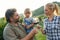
[3,28,20,40]
[31,17,35,23]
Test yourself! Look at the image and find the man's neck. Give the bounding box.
[10,22,19,26]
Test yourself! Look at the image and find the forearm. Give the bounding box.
[21,29,35,40]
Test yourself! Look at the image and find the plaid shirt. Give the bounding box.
[44,16,60,40]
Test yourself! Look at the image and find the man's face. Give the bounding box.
[11,12,20,23]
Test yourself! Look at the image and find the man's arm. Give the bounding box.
[21,28,37,40]
[40,28,46,34]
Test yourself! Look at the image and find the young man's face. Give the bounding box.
[11,12,20,23]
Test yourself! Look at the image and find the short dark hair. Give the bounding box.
[5,8,16,22]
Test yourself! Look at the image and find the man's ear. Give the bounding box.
[10,17,13,22]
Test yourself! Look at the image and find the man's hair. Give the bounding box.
[5,8,16,22]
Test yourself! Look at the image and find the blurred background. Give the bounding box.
[0,0,60,40]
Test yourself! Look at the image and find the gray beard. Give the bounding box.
[14,20,19,23]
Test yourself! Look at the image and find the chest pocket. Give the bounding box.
[10,26,27,39]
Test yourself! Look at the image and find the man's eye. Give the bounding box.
[46,10,48,12]
[45,10,47,11]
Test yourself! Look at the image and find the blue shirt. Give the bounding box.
[24,17,34,34]
[44,16,60,40]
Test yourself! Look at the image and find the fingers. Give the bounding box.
[36,24,42,29]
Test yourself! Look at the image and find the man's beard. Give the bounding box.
[14,19,19,23]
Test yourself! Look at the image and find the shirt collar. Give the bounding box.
[47,15,56,22]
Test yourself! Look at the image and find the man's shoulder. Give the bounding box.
[3,23,11,32]
[5,23,11,27]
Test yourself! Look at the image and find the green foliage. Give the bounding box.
[19,17,23,24]
[35,31,46,40]
[37,15,47,27]
[0,18,7,40]
[53,1,60,6]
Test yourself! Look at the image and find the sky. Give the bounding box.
[0,0,60,18]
